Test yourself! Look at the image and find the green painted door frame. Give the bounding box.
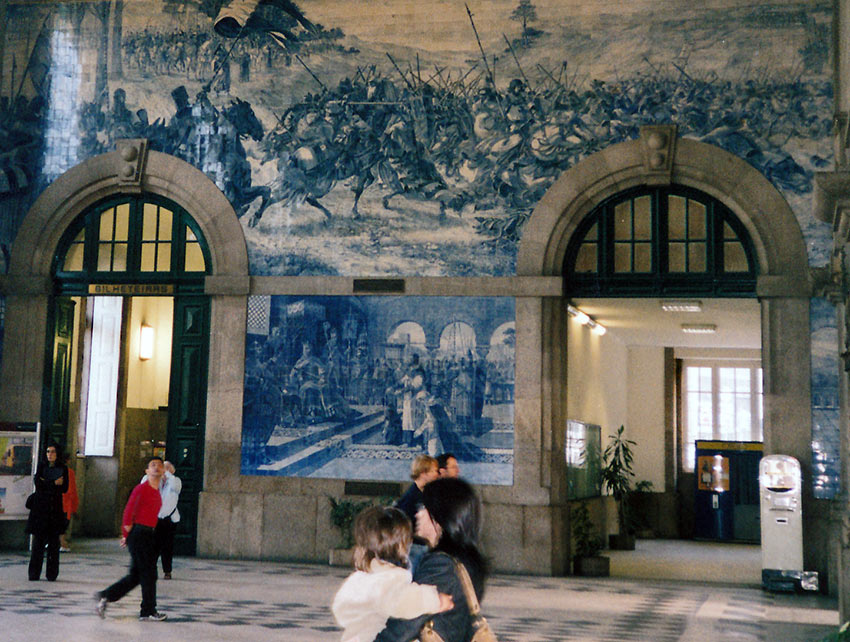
[167,296,210,556]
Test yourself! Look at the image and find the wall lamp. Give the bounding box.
[567,304,606,336]
[139,323,155,360]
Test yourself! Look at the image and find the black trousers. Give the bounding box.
[101,525,158,616]
[29,531,60,581]
[155,517,176,574]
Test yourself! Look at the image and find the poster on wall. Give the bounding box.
[241,295,515,485]
[0,423,39,520]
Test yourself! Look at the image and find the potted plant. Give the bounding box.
[328,497,372,566]
[571,502,609,576]
[601,425,636,550]
[629,479,656,539]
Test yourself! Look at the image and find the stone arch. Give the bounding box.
[0,141,250,445]
[10,141,248,281]
[518,130,808,286]
[516,127,823,576]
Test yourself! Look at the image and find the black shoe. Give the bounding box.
[139,611,167,621]
[94,594,107,619]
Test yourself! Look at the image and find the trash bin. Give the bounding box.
[759,454,818,592]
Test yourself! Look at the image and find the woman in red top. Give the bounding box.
[59,452,78,552]
[94,457,167,621]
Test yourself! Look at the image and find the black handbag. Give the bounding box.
[25,493,35,509]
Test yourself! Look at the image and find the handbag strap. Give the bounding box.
[451,558,482,617]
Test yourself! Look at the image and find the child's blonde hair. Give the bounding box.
[353,506,412,572]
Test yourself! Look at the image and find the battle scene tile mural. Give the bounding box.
[241,295,515,485]
[0,0,834,276]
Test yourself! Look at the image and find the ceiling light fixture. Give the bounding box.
[681,323,717,334]
[661,300,703,312]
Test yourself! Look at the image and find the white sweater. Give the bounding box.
[332,558,441,642]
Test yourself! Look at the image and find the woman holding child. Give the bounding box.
[375,476,489,642]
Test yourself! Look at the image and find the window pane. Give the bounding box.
[97,243,112,271]
[735,368,750,391]
[724,241,748,272]
[736,395,751,432]
[688,243,706,272]
[633,196,651,239]
[112,242,127,271]
[719,368,734,391]
[614,244,631,272]
[669,242,685,272]
[724,222,737,239]
[185,242,205,272]
[142,204,158,241]
[63,242,85,271]
[582,222,597,241]
[575,244,597,272]
[634,243,651,272]
[614,202,631,240]
[157,245,171,271]
[668,196,686,238]
[141,244,155,271]
[688,201,706,239]
[99,208,114,241]
[159,207,173,241]
[114,203,130,241]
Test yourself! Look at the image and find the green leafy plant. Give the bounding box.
[634,479,654,492]
[820,621,850,641]
[328,497,372,549]
[571,502,604,559]
[601,425,636,536]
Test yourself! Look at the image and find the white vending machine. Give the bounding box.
[759,454,818,592]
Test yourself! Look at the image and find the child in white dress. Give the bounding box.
[332,505,453,642]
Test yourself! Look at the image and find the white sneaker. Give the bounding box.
[94,595,107,619]
[139,612,168,621]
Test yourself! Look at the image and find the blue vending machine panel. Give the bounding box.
[694,440,762,542]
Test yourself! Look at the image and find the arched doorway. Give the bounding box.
[0,141,249,554]
[517,127,827,580]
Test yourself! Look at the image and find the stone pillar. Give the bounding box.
[0,291,50,422]
[760,296,831,585]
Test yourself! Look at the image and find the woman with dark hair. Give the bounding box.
[375,477,489,642]
[26,442,68,581]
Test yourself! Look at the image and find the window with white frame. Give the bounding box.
[682,360,763,470]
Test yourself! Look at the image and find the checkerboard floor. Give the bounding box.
[1,540,839,642]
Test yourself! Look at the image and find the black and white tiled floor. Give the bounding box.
[0,542,840,642]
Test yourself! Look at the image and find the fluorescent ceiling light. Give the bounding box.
[661,300,702,312]
[681,323,717,334]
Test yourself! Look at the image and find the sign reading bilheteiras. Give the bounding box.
[88,284,175,295]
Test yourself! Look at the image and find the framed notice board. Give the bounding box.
[0,422,40,520]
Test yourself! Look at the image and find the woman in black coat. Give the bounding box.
[375,477,489,642]
[26,443,68,581]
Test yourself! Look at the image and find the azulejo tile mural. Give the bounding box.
[0,1,839,489]
[810,297,840,499]
[241,295,515,485]
[0,0,833,277]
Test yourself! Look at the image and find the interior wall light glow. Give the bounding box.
[139,323,155,360]
[661,300,703,312]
